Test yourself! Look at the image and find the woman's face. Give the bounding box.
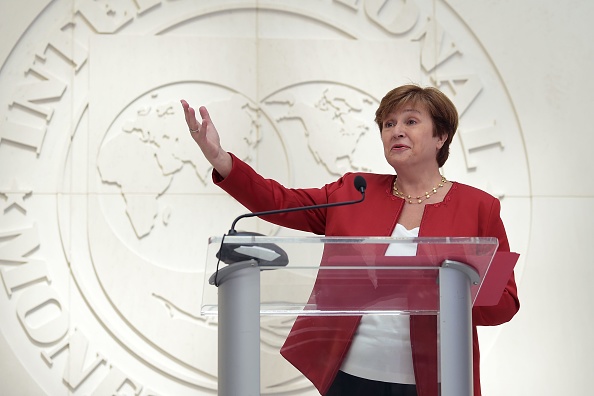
[381,103,445,170]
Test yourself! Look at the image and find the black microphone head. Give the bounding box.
[354,175,367,193]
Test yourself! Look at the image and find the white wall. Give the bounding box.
[0,0,592,395]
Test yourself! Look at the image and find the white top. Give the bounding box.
[340,223,419,384]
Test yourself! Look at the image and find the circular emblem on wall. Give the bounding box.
[0,1,529,395]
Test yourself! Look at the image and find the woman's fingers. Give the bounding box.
[180,99,201,132]
[180,100,231,177]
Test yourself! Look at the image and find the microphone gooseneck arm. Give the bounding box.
[214,175,367,286]
[228,175,367,234]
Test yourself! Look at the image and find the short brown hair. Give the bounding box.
[375,84,458,167]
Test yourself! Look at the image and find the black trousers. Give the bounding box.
[325,371,418,396]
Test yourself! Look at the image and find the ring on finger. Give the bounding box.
[189,128,200,133]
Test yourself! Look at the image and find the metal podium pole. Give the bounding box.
[439,260,480,396]
[212,260,261,396]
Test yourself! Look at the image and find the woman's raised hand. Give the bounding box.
[180,100,232,178]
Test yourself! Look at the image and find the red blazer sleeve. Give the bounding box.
[213,152,349,235]
[472,198,520,326]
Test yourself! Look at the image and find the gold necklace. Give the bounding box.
[392,175,447,204]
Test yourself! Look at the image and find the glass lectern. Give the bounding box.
[201,235,518,396]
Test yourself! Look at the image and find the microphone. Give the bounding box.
[228,175,367,234]
[212,176,367,285]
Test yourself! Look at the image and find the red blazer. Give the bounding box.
[214,153,520,396]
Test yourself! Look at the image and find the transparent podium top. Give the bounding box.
[201,235,499,316]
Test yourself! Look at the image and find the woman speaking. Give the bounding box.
[181,84,519,396]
